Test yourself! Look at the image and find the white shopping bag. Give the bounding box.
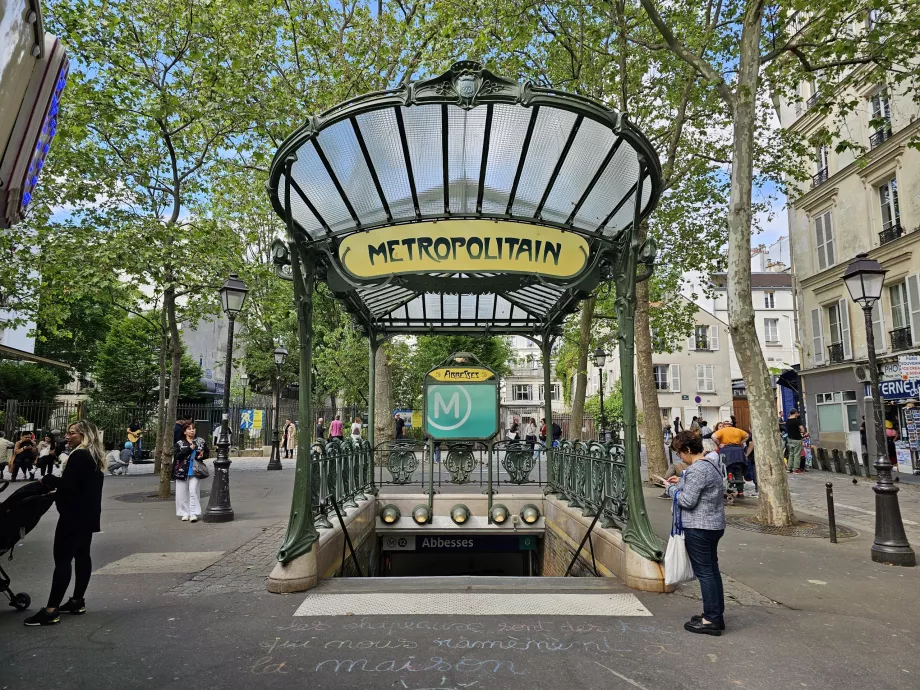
[664,492,695,586]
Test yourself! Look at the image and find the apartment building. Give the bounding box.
[500,335,568,419]
[781,64,920,454]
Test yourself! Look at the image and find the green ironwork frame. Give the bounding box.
[269,60,664,565]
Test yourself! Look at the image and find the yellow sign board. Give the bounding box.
[338,220,589,280]
[428,367,495,382]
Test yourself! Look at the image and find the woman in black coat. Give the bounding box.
[24,420,105,627]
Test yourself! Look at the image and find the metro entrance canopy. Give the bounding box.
[266,61,664,588]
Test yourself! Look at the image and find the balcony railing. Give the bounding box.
[879,222,904,245]
[654,382,670,391]
[694,338,710,351]
[890,326,913,352]
[811,167,829,187]
[806,92,819,110]
[827,342,845,363]
[869,124,892,149]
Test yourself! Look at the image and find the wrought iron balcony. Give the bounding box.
[694,338,710,351]
[654,382,670,391]
[879,222,904,245]
[890,326,913,352]
[806,92,819,110]
[827,342,845,363]
[869,125,892,149]
[811,167,829,187]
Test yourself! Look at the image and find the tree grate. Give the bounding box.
[726,515,858,539]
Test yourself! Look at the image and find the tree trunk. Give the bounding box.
[728,6,795,526]
[158,285,182,498]
[635,278,668,480]
[569,296,595,440]
[154,306,168,474]
[373,345,393,444]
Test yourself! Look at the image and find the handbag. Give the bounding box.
[193,448,210,479]
[664,491,695,586]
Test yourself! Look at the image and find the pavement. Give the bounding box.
[1,460,919,689]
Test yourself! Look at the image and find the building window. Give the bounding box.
[869,88,892,148]
[538,384,560,402]
[826,301,851,362]
[691,325,718,351]
[879,176,901,232]
[764,318,779,344]
[815,211,835,270]
[890,283,908,330]
[764,291,775,309]
[816,391,859,433]
[654,365,669,391]
[812,145,829,187]
[696,365,715,393]
[512,384,532,401]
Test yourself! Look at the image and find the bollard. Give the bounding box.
[826,482,837,544]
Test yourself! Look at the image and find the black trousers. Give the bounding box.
[48,521,94,609]
[38,457,55,477]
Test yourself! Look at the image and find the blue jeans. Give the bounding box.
[683,528,725,624]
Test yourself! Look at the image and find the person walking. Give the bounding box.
[673,416,683,433]
[690,416,700,430]
[394,414,405,440]
[24,420,105,626]
[329,414,344,442]
[173,422,209,523]
[525,418,539,459]
[713,420,750,497]
[551,421,562,447]
[282,418,297,458]
[37,434,56,477]
[662,430,726,636]
[315,417,325,443]
[351,416,362,439]
[785,410,807,473]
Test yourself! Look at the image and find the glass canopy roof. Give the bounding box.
[268,61,661,336]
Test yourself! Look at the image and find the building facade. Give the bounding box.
[781,64,920,457]
[500,336,567,424]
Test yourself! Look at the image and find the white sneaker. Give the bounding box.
[181,515,189,521]
[190,515,198,523]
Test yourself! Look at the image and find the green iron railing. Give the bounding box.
[546,440,628,530]
[310,437,375,530]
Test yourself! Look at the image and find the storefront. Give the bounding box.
[864,378,920,475]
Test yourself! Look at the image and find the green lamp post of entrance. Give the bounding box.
[204,273,248,523]
[843,253,915,566]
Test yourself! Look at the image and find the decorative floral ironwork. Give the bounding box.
[385,440,419,484]
[444,444,476,484]
[501,441,536,483]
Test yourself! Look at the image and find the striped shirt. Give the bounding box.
[667,455,726,530]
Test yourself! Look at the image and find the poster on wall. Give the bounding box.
[895,441,912,473]
[905,407,920,452]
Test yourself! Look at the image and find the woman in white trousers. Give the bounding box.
[173,422,209,522]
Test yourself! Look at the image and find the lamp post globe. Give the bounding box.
[593,347,608,441]
[204,273,249,523]
[239,372,249,410]
[843,253,914,566]
[268,345,288,471]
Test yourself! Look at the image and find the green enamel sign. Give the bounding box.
[423,363,499,441]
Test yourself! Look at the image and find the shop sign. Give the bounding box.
[428,367,495,382]
[898,355,920,381]
[866,378,920,400]
[882,362,901,378]
[380,535,537,552]
[338,220,589,280]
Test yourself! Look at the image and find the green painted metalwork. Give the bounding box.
[385,440,419,483]
[443,443,476,484]
[499,440,536,484]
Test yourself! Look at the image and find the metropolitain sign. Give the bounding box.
[338,220,589,280]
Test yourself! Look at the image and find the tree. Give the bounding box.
[0,362,62,402]
[637,0,920,525]
[92,314,204,407]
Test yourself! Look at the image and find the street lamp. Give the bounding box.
[267,344,288,471]
[239,373,249,410]
[204,273,248,523]
[843,253,915,566]
[593,347,608,442]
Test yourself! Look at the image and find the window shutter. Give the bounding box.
[815,216,826,270]
[871,300,886,352]
[670,364,681,392]
[838,299,852,359]
[811,308,825,364]
[710,325,720,350]
[696,365,704,391]
[688,333,696,351]
[906,274,920,347]
[824,213,835,266]
[707,365,715,392]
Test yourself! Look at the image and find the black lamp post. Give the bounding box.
[843,253,915,566]
[204,273,248,523]
[240,372,249,410]
[593,347,608,442]
[267,344,287,471]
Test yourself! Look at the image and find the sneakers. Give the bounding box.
[59,598,86,615]
[24,608,61,626]
[190,515,198,523]
[180,515,189,521]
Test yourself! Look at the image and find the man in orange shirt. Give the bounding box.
[713,421,751,497]
[712,422,749,448]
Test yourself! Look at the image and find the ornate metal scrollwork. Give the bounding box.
[385,440,419,484]
[444,444,476,484]
[311,442,333,529]
[271,238,294,281]
[501,441,536,484]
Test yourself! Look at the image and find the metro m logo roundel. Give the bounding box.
[428,387,473,431]
[424,381,498,441]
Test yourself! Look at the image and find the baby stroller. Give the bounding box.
[0,480,55,611]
